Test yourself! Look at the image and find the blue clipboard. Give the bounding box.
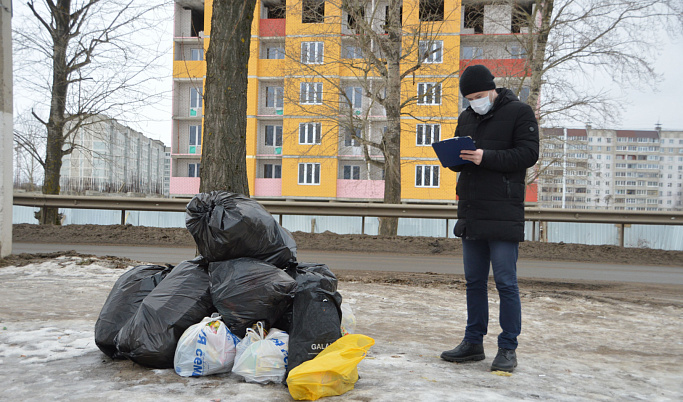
[431,136,476,167]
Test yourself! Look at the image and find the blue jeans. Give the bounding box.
[462,239,521,350]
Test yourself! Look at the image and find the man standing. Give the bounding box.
[441,65,539,372]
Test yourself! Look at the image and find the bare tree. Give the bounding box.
[199,0,257,195]
[13,110,46,191]
[281,0,460,235]
[13,0,170,224]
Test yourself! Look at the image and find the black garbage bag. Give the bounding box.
[209,257,297,338]
[95,264,173,358]
[185,191,297,267]
[114,257,214,369]
[285,262,343,377]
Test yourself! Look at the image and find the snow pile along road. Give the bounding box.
[0,257,682,401]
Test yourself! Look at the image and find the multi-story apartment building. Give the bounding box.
[170,0,536,203]
[537,127,683,211]
[459,1,532,106]
[163,147,172,196]
[60,115,168,196]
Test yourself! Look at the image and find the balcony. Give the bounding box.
[459,59,529,77]
[260,19,286,37]
[336,179,384,200]
[254,178,282,197]
[257,59,285,77]
[170,177,200,196]
[173,60,206,79]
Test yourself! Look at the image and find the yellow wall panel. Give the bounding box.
[402,76,459,119]
[284,38,340,78]
[173,60,206,79]
[246,77,259,116]
[246,156,256,195]
[246,118,258,157]
[400,159,456,201]
[205,1,213,36]
[281,157,337,198]
[401,0,461,33]
[257,59,285,77]
[282,118,339,157]
[283,76,341,120]
[285,1,342,36]
[401,35,461,77]
[401,120,458,158]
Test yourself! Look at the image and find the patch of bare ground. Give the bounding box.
[13,224,683,267]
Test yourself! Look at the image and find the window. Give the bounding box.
[190,48,204,61]
[190,87,203,111]
[462,46,484,59]
[344,87,363,109]
[265,45,285,59]
[299,122,322,144]
[519,87,530,103]
[419,40,443,63]
[415,165,440,187]
[342,45,363,59]
[416,124,440,145]
[511,3,532,33]
[301,41,324,64]
[298,163,321,184]
[264,164,282,179]
[265,86,284,108]
[384,5,403,32]
[265,125,283,147]
[300,82,323,104]
[464,4,484,33]
[417,83,441,105]
[344,129,360,147]
[419,0,444,21]
[188,163,200,177]
[346,4,365,30]
[302,0,324,23]
[510,45,526,59]
[343,165,361,180]
[189,125,202,146]
[264,1,286,19]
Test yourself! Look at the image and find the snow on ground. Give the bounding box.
[0,257,682,401]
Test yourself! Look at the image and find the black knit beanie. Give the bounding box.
[459,65,496,96]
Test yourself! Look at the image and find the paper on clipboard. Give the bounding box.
[431,136,476,167]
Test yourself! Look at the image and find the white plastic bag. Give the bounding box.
[232,322,289,384]
[174,314,241,377]
[341,302,356,336]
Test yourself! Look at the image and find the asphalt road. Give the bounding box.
[11,242,683,285]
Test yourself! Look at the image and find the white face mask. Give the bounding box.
[469,92,493,115]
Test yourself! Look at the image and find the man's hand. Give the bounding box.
[460,149,483,165]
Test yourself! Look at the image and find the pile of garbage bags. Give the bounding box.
[95,191,372,399]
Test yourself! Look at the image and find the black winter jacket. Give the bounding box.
[452,88,539,242]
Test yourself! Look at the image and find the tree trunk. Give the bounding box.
[526,0,553,115]
[40,0,72,225]
[199,0,256,196]
[378,0,403,237]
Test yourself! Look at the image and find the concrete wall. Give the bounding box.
[484,4,512,34]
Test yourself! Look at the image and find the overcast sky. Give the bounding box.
[613,36,683,132]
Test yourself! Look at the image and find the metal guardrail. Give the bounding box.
[13,193,683,246]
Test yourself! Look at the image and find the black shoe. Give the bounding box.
[441,341,485,363]
[491,348,517,372]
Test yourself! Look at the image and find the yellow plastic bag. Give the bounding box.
[286,334,375,401]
